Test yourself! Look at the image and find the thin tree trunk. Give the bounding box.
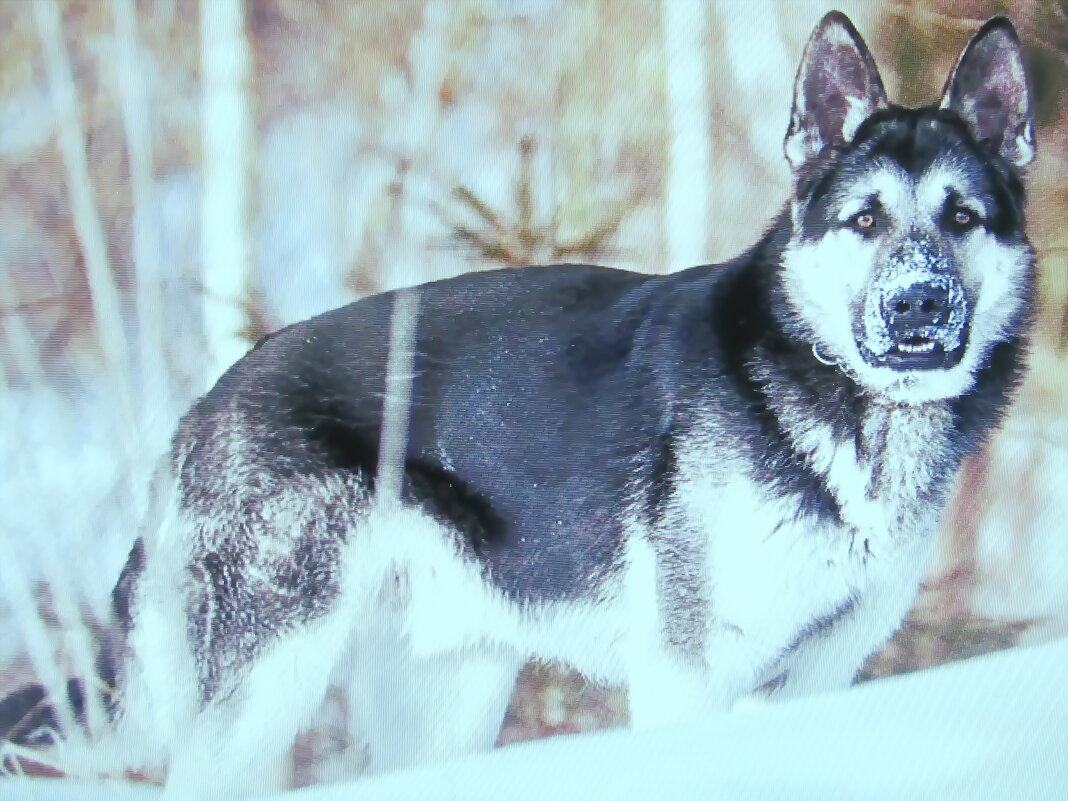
[200,0,253,389]
[31,0,129,738]
[112,0,170,416]
[374,1,453,504]
[32,0,132,413]
[660,0,711,272]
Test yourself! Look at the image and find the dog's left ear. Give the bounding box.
[785,11,887,169]
[941,17,1035,167]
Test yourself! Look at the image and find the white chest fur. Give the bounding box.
[663,401,954,696]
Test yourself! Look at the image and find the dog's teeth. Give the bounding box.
[897,341,937,354]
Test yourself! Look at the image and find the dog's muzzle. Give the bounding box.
[860,269,969,371]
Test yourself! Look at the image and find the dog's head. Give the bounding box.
[779,12,1035,404]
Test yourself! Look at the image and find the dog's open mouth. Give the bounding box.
[894,335,939,355]
[886,336,963,369]
[862,331,966,370]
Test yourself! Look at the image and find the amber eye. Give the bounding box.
[854,212,876,230]
[954,209,972,226]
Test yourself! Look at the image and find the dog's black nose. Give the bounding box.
[872,275,967,369]
[882,279,958,335]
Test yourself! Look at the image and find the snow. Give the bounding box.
[4,637,1064,801]
[0,779,158,801]
[272,637,1068,801]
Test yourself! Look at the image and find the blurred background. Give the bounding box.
[0,0,1065,788]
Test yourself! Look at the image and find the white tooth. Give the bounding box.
[897,341,936,354]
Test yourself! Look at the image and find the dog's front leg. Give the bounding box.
[626,656,715,730]
[622,537,750,728]
[626,612,798,729]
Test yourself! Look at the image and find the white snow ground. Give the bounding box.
[2,637,1066,801]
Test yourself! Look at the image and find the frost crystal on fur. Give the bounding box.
[862,250,969,357]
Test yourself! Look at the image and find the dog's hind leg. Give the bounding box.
[115,465,370,799]
[333,504,525,774]
[114,550,343,799]
[157,605,357,800]
[346,637,524,774]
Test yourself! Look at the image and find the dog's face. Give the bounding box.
[779,12,1035,404]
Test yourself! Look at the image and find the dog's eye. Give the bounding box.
[849,211,878,232]
[943,203,981,232]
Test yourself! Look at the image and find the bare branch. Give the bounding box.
[32,0,133,416]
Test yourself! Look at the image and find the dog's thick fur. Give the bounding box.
[2,12,1036,798]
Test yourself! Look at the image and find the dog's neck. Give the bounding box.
[741,277,963,534]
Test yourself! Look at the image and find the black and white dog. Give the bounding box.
[2,11,1036,798]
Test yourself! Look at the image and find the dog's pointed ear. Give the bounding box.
[940,17,1034,167]
[784,11,887,169]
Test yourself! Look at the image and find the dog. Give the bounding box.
[1,10,1036,798]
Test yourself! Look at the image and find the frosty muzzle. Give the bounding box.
[859,244,969,371]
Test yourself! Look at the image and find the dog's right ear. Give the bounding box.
[784,11,887,169]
